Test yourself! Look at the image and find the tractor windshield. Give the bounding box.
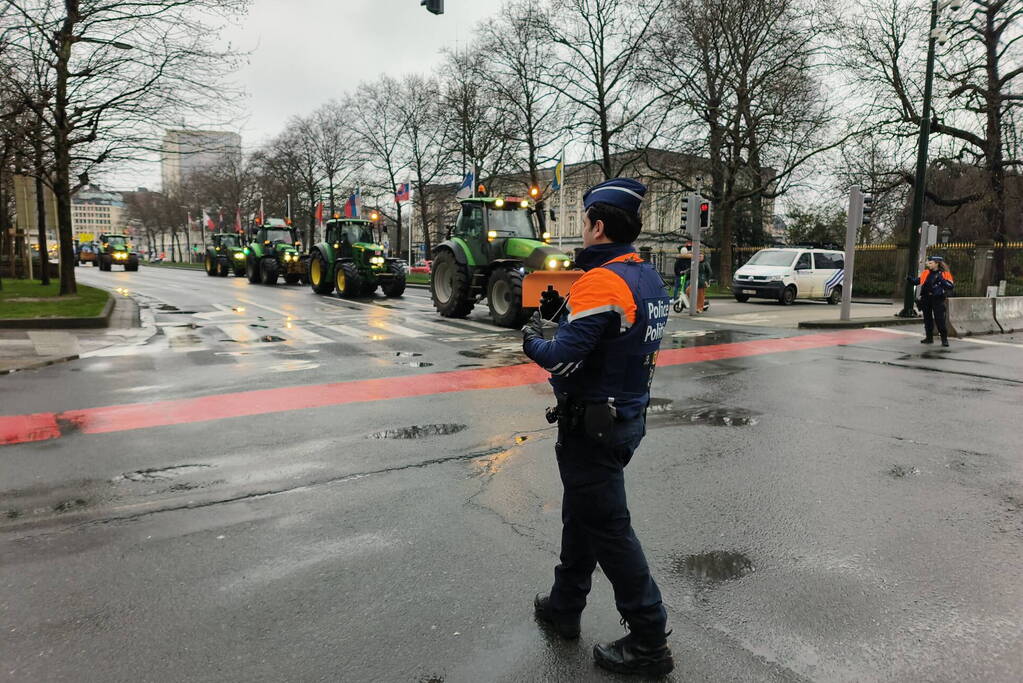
[265,229,294,244]
[219,234,241,248]
[487,208,536,239]
[341,225,374,244]
[105,236,127,248]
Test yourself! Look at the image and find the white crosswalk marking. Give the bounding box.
[282,324,334,345]
[443,318,501,332]
[322,324,389,340]
[365,319,428,338]
[219,324,262,342]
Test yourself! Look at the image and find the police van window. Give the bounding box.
[746,250,797,267]
[795,253,812,270]
[814,253,837,269]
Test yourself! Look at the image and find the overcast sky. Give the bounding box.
[113,0,504,189]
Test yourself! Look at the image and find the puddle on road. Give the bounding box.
[674,551,755,582]
[395,352,422,358]
[395,361,433,368]
[888,464,920,478]
[52,498,90,513]
[370,424,467,439]
[156,304,179,312]
[647,400,760,427]
[669,329,760,349]
[112,464,212,483]
[261,335,286,343]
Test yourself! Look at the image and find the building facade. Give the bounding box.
[71,185,126,242]
[160,130,242,192]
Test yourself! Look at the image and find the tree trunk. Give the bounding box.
[54,18,78,296]
[34,172,49,285]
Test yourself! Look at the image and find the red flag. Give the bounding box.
[315,201,324,225]
[235,206,242,233]
[202,210,217,232]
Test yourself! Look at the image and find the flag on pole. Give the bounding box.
[344,191,360,218]
[202,210,216,233]
[455,172,474,199]
[217,209,224,231]
[552,153,565,192]
[315,201,324,226]
[235,206,242,233]
[395,183,411,202]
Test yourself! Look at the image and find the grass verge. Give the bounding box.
[0,280,110,319]
[407,272,430,285]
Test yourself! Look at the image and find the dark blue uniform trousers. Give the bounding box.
[550,415,667,636]
[920,296,948,338]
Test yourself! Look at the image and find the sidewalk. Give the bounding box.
[0,294,153,375]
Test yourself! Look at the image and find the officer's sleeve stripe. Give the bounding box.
[547,362,565,373]
[568,304,631,331]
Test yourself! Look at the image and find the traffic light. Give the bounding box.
[699,199,712,229]
[680,196,690,232]
[861,194,874,227]
[421,0,444,15]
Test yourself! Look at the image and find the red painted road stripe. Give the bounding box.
[0,328,889,446]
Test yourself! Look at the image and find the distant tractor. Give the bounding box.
[95,234,139,272]
[430,197,572,327]
[245,218,307,286]
[204,233,247,277]
[307,217,406,298]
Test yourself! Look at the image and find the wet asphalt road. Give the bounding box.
[1,266,1022,682]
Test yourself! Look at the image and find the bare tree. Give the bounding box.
[311,100,361,218]
[1,0,249,294]
[351,78,411,255]
[538,0,666,179]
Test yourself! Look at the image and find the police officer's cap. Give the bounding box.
[929,255,945,262]
[583,178,647,215]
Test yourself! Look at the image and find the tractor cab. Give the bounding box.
[325,218,377,258]
[212,233,243,249]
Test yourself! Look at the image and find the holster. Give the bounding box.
[549,397,616,441]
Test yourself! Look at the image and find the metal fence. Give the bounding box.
[646,242,1023,298]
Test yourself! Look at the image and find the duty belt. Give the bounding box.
[546,396,618,441]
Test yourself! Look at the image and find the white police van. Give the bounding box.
[731,248,845,305]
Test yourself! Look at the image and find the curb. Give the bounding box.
[0,294,114,330]
[798,316,919,329]
[0,353,80,376]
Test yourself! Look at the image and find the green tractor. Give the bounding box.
[244,218,307,285]
[307,217,406,298]
[204,232,247,277]
[430,196,572,327]
[96,233,139,272]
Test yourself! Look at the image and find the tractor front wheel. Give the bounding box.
[382,262,407,298]
[246,257,260,284]
[217,259,229,276]
[260,258,279,285]
[204,254,216,276]
[431,249,473,318]
[336,262,362,298]
[487,266,529,327]
[309,252,334,294]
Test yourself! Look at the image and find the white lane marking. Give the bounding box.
[364,319,428,338]
[446,318,502,332]
[233,297,300,320]
[870,327,1023,348]
[219,324,262,342]
[395,317,482,334]
[282,324,335,345]
[322,324,390,340]
[696,316,773,325]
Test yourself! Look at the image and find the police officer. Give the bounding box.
[522,178,673,677]
[909,256,955,346]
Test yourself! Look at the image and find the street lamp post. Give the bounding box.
[899,0,960,316]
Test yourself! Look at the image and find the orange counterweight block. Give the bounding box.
[522,270,584,307]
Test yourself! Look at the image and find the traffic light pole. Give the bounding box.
[899,0,939,317]
[688,193,702,319]
[841,186,865,321]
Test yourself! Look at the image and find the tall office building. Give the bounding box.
[160,130,242,192]
[71,185,125,242]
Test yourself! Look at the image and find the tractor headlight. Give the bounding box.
[547,258,559,270]
[487,230,497,240]
[233,252,245,260]
[370,256,385,265]
[542,232,551,242]
[114,252,127,260]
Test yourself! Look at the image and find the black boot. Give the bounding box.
[533,593,580,639]
[593,631,674,677]
[941,335,949,347]
[921,336,934,344]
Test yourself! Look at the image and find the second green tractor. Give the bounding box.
[204,232,247,277]
[307,218,406,298]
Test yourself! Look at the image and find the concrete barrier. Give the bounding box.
[994,296,1023,333]
[947,297,1002,337]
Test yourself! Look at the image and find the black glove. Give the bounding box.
[539,286,565,320]
[521,311,544,343]
[906,276,919,285]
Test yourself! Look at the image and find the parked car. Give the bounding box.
[409,259,431,274]
[732,247,845,305]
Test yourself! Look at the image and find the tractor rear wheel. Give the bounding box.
[204,254,216,276]
[309,252,334,294]
[336,262,362,298]
[260,258,279,285]
[125,257,139,272]
[431,249,473,318]
[246,257,260,284]
[487,266,528,327]
[382,261,406,298]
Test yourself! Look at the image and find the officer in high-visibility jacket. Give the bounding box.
[908,256,955,346]
[522,178,673,677]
